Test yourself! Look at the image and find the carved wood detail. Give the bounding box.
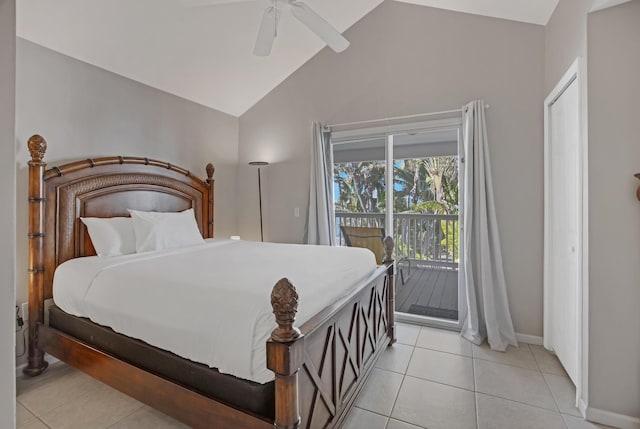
[298,275,390,429]
[271,278,301,342]
[635,173,640,201]
[28,134,47,162]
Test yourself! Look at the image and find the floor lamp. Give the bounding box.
[249,161,269,241]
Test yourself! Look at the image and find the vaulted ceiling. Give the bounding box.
[17,0,560,117]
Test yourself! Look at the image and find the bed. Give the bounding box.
[23,134,397,429]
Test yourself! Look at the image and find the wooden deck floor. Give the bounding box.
[395,264,459,320]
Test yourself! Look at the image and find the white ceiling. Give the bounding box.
[395,0,559,26]
[17,0,560,117]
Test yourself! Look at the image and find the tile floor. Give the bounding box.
[15,323,614,429]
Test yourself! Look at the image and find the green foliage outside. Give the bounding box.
[334,156,460,263]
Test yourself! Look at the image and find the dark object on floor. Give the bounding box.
[408,304,458,320]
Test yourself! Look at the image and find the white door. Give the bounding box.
[545,67,582,385]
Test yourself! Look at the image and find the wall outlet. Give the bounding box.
[294,207,300,218]
[21,302,29,322]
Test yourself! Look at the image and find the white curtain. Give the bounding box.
[305,122,335,245]
[461,100,518,351]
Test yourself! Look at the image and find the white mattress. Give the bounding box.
[53,239,376,384]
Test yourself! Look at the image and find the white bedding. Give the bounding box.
[53,239,376,384]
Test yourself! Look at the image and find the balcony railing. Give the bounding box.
[336,211,459,268]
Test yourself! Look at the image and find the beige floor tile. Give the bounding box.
[355,368,404,416]
[40,382,143,429]
[415,327,472,357]
[472,342,538,370]
[17,401,37,427]
[562,414,616,429]
[17,363,74,398]
[474,359,557,411]
[406,347,474,391]
[386,418,424,429]
[17,418,49,429]
[396,323,421,346]
[476,393,566,429]
[342,407,388,429]
[375,343,414,374]
[18,367,102,416]
[529,345,568,376]
[108,406,189,429]
[544,373,581,417]
[391,376,476,429]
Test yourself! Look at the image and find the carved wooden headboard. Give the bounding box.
[27,135,215,302]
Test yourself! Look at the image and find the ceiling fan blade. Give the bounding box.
[290,2,349,53]
[254,6,278,56]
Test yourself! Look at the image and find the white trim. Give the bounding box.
[590,0,632,13]
[395,312,460,331]
[543,57,589,414]
[331,118,462,142]
[385,135,394,236]
[515,333,543,346]
[587,407,640,429]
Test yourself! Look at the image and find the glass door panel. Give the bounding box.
[392,130,461,325]
[333,138,387,244]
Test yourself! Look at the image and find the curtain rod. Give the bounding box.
[324,104,490,131]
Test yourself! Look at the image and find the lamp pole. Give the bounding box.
[249,161,269,241]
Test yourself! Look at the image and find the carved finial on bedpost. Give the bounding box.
[635,173,640,201]
[268,278,304,429]
[28,135,47,163]
[383,236,394,263]
[270,278,301,342]
[206,163,215,181]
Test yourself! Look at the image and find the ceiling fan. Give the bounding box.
[187,0,350,56]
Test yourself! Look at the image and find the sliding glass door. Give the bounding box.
[332,121,464,329]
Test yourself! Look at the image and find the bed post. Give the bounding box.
[23,135,49,376]
[383,236,397,344]
[267,278,304,429]
[205,163,215,238]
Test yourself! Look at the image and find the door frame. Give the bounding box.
[543,57,589,416]
[332,118,466,330]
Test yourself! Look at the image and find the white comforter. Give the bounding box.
[53,239,376,383]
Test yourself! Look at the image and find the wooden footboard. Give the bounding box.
[23,135,396,429]
[268,237,396,429]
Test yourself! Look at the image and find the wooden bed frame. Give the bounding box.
[23,135,397,429]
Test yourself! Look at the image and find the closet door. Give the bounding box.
[544,64,583,385]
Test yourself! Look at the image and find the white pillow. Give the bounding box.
[128,208,205,253]
[80,217,137,257]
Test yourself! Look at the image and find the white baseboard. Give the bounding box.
[577,398,588,418]
[587,406,640,429]
[15,355,60,378]
[515,332,543,346]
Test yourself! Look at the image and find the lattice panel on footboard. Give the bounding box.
[298,275,390,429]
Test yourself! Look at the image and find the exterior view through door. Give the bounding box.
[332,123,464,327]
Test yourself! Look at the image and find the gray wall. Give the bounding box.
[0,0,16,426]
[15,39,240,309]
[238,1,546,337]
[587,0,640,418]
[544,0,590,94]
